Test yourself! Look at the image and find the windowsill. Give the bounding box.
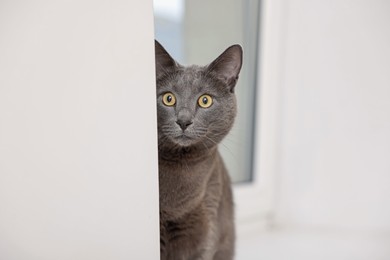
[236,225,390,260]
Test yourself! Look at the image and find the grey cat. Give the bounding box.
[155,40,242,260]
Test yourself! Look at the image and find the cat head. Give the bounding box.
[155,40,242,153]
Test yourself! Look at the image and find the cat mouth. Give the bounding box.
[160,125,208,147]
[173,132,197,146]
[178,132,194,140]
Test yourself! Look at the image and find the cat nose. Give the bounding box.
[176,108,193,130]
[176,119,193,130]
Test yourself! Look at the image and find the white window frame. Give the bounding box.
[234,0,284,233]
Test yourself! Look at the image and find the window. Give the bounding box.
[154,0,261,183]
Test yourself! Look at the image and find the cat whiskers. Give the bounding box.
[205,130,237,158]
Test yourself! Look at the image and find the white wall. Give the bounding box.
[0,1,159,259]
[266,0,390,231]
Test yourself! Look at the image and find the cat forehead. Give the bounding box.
[171,65,219,91]
[177,65,204,83]
[157,64,227,95]
[156,65,205,91]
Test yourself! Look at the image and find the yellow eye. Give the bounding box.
[198,94,213,108]
[162,92,176,106]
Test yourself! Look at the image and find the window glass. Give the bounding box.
[154,0,260,183]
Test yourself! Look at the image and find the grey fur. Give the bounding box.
[155,40,242,260]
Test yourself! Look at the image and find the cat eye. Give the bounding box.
[162,92,176,106]
[198,94,213,108]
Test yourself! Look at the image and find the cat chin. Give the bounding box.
[172,135,197,147]
[171,132,212,149]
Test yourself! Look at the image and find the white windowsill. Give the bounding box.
[236,226,390,260]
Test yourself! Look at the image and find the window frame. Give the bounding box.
[233,0,284,232]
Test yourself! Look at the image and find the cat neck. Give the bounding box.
[158,144,218,164]
[158,144,221,220]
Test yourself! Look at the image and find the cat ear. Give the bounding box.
[207,45,243,92]
[155,40,178,79]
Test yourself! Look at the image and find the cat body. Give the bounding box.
[155,41,242,260]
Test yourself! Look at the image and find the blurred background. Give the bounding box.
[154,0,390,259]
